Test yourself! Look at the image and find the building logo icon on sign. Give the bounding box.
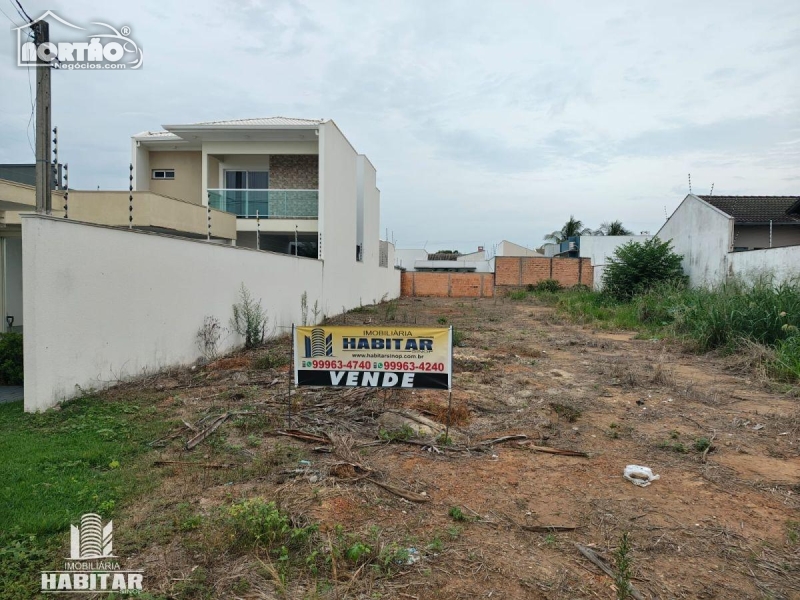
[304,328,333,357]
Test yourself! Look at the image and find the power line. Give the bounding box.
[8,0,25,22]
[13,0,31,22]
[0,2,21,25]
[25,67,36,157]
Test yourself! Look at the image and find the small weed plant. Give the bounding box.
[378,424,415,442]
[613,532,633,600]
[231,284,268,349]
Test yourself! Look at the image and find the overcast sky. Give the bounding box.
[1,0,798,252]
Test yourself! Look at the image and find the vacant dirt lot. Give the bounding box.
[117,297,799,599]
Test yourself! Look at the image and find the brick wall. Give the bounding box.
[401,272,414,296]
[270,155,318,189]
[495,257,521,286]
[522,258,551,284]
[494,257,593,289]
[400,272,495,298]
[400,258,593,297]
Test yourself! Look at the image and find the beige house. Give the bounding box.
[132,117,334,256]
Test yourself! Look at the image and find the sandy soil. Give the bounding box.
[116,296,799,599]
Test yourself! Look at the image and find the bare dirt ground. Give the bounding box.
[114,297,799,599]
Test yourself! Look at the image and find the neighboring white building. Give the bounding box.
[394,248,430,271]
[493,240,543,258]
[657,194,800,287]
[543,235,652,289]
[395,246,493,273]
[394,240,541,273]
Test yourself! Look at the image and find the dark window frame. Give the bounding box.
[152,169,175,180]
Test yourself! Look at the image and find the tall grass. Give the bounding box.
[668,278,800,352]
[545,277,800,382]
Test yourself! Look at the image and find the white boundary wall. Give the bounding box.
[22,215,398,411]
[727,246,800,284]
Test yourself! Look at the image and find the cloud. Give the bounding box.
[619,113,800,158]
[0,0,797,251]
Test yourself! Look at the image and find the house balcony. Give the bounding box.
[208,189,318,219]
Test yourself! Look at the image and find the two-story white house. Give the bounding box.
[133,117,377,260]
[131,116,398,307]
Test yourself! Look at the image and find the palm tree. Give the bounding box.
[543,216,592,243]
[596,220,633,236]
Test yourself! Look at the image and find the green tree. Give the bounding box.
[543,216,592,243]
[597,220,633,236]
[603,237,686,300]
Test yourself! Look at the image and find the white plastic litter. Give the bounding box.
[623,465,660,487]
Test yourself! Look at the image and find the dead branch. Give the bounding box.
[275,429,330,444]
[391,439,461,452]
[521,525,579,532]
[702,431,717,464]
[466,434,528,450]
[371,480,430,503]
[515,442,589,457]
[575,544,644,600]
[148,429,186,448]
[153,460,234,469]
[185,412,229,450]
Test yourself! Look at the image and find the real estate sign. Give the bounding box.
[293,325,452,390]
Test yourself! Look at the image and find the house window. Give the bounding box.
[152,169,175,180]
[224,170,269,189]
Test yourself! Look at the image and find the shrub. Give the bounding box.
[231,284,268,349]
[533,279,563,293]
[196,316,222,360]
[226,498,316,551]
[0,333,23,385]
[252,352,289,370]
[508,290,527,300]
[603,238,686,300]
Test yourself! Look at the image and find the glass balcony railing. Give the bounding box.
[207,189,318,219]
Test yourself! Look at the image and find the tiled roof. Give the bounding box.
[698,195,800,224]
[183,117,324,127]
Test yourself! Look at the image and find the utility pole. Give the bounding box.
[34,19,52,214]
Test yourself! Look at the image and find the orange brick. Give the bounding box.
[521,258,551,285]
[401,272,414,296]
[482,274,495,297]
[411,273,450,297]
[450,273,482,297]
[552,258,580,286]
[495,257,521,286]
